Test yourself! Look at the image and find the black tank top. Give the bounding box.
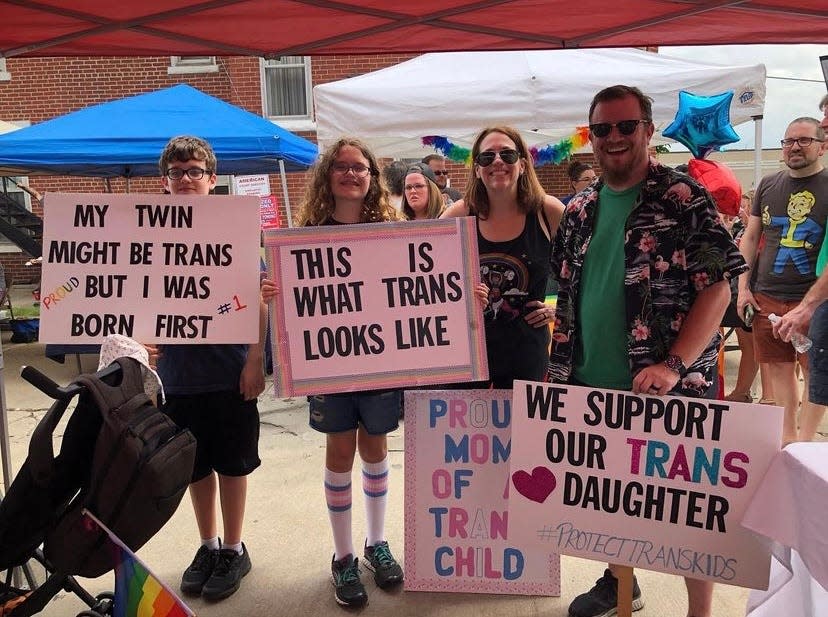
[477,211,552,386]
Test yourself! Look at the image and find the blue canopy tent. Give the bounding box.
[0,84,317,178]
[0,84,316,369]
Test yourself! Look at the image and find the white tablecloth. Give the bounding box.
[742,442,828,616]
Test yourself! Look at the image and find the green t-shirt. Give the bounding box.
[573,183,639,389]
[817,231,828,276]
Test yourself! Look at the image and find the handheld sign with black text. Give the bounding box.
[39,193,261,344]
[508,381,783,590]
[264,218,488,397]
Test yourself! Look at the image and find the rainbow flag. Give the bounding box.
[83,510,195,617]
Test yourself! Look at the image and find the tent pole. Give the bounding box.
[752,115,763,190]
[278,159,293,228]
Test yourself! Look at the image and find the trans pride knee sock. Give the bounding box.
[362,458,389,547]
[324,468,354,561]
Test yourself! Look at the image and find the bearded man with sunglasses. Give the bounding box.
[547,86,746,617]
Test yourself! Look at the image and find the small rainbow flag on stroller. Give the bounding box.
[83,510,195,617]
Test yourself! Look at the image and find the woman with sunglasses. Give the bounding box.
[441,126,564,387]
[561,160,597,205]
[264,138,404,609]
[401,163,445,220]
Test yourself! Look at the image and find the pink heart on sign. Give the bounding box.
[512,466,557,503]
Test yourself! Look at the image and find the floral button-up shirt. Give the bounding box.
[547,159,748,396]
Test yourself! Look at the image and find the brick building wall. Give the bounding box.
[0,53,594,283]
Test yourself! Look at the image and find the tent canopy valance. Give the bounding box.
[0,1,824,58]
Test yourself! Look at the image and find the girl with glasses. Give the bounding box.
[441,126,564,388]
[264,138,404,609]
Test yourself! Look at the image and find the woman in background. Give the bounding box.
[401,163,445,220]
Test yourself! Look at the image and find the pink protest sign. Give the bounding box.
[39,193,261,344]
[404,389,561,595]
[508,381,783,590]
[264,218,487,396]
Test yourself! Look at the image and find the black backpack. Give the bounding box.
[0,357,196,577]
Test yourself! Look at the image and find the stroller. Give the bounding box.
[0,358,195,616]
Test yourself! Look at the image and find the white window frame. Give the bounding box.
[261,56,315,131]
[0,58,10,81]
[167,56,219,75]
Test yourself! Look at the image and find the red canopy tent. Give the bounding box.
[0,0,825,58]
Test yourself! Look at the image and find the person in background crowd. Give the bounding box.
[548,85,746,617]
[382,160,408,211]
[401,163,445,220]
[422,154,462,204]
[724,191,775,404]
[560,160,597,205]
[737,116,828,443]
[442,125,563,387]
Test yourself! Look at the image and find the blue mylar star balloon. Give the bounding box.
[662,90,740,159]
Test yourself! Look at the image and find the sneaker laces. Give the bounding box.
[212,550,237,577]
[336,559,361,585]
[370,543,396,569]
[190,546,214,572]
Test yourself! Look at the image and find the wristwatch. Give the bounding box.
[664,353,687,377]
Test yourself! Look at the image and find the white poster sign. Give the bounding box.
[39,193,261,344]
[508,381,783,590]
[233,174,271,197]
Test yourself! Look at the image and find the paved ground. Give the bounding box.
[1,284,824,616]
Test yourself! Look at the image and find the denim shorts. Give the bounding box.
[808,301,828,405]
[308,389,401,435]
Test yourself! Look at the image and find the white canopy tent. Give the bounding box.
[315,48,767,182]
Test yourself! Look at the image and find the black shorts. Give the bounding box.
[162,391,261,482]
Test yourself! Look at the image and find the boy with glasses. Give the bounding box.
[154,135,267,601]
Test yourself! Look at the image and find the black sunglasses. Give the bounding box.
[589,119,650,138]
[475,148,521,167]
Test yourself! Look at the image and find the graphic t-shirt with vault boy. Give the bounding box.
[752,168,828,300]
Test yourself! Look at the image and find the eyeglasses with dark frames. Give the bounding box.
[589,119,650,138]
[432,170,450,176]
[165,167,211,180]
[780,137,823,148]
[475,149,521,167]
[331,162,371,176]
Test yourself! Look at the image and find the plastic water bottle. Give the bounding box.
[767,313,813,353]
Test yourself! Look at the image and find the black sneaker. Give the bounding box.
[201,544,252,601]
[568,569,644,617]
[180,544,218,596]
[331,554,368,607]
[363,541,404,588]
